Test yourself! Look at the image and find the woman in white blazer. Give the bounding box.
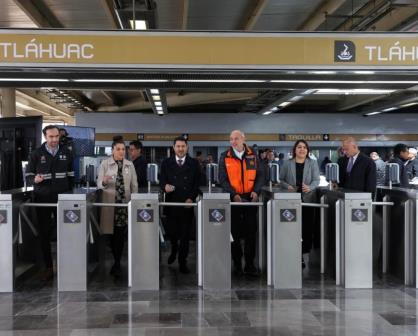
[280,140,320,267]
[97,136,138,277]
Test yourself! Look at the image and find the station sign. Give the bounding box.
[0,30,418,68]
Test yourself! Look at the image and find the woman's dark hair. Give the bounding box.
[292,140,310,159]
[112,135,125,149]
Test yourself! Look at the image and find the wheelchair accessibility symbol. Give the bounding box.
[0,210,7,224]
[352,209,368,222]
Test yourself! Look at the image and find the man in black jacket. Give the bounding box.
[337,137,376,193]
[160,136,201,274]
[129,140,147,188]
[26,125,74,281]
[389,143,410,187]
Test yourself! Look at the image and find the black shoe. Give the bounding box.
[168,252,177,265]
[244,263,258,276]
[179,263,190,274]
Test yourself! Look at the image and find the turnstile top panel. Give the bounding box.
[200,186,224,194]
[131,193,159,200]
[202,192,230,200]
[262,186,301,200]
[0,194,12,201]
[377,186,418,200]
[320,188,371,200]
[58,188,98,201]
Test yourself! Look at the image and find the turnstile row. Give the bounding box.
[2,187,416,293]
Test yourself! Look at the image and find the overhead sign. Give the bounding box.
[0,30,418,68]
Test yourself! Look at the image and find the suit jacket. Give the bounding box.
[159,155,201,203]
[279,158,320,202]
[133,155,148,188]
[337,153,376,193]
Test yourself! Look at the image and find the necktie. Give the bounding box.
[177,159,183,166]
[346,156,354,173]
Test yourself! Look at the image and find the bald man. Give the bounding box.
[219,130,265,276]
[337,137,376,193]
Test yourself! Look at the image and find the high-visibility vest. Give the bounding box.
[224,147,257,194]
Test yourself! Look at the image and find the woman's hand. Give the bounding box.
[102,175,113,185]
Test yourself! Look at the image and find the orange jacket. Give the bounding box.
[219,145,263,196]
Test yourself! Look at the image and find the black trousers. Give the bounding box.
[302,206,314,254]
[111,226,127,266]
[168,208,193,264]
[231,204,257,266]
[35,194,57,269]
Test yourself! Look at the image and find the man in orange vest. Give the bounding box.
[219,130,265,276]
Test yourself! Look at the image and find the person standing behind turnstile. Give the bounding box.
[279,140,320,269]
[219,130,265,276]
[160,136,201,274]
[128,140,147,188]
[97,136,138,278]
[388,143,410,188]
[370,152,386,187]
[337,137,376,194]
[26,125,74,282]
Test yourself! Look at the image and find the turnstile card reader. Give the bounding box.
[198,192,231,290]
[57,192,91,291]
[129,193,159,290]
[266,191,302,289]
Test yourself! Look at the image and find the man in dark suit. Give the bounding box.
[160,136,201,274]
[129,140,148,188]
[337,137,376,193]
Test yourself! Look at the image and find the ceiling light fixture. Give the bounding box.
[172,79,266,83]
[0,78,69,82]
[129,20,147,30]
[73,79,168,83]
[400,102,418,108]
[364,112,382,116]
[314,89,395,95]
[270,80,416,84]
[381,107,398,112]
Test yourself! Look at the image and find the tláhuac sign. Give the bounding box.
[1,30,418,67]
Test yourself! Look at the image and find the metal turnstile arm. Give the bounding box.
[89,212,103,235]
[19,205,39,238]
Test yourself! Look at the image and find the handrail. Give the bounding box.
[91,203,128,207]
[302,203,329,208]
[21,203,57,207]
[372,202,394,206]
[230,202,263,206]
[159,202,197,207]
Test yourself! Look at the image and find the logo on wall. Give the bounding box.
[334,41,356,62]
[137,209,153,222]
[64,210,80,223]
[280,209,297,222]
[352,209,368,222]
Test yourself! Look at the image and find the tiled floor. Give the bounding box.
[1,246,417,336]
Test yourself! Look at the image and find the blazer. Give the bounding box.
[337,152,376,193]
[97,157,138,234]
[159,155,201,203]
[279,158,320,202]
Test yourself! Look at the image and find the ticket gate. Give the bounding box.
[198,189,231,290]
[263,187,302,289]
[128,193,160,290]
[57,189,97,291]
[376,186,417,286]
[321,189,373,288]
[0,189,38,292]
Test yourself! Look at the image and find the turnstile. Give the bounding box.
[264,188,302,289]
[198,191,231,290]
[376,186,417,286]
[0,189,37,292]
[57,189,96,292]
[321,189,373,288]
[129,193,160,290]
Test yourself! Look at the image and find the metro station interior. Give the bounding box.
[1,1,418,335]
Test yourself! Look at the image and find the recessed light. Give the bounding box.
[382,107,397,112]
[129,20,147,30]
[150,89,159,94]
[152,95,161,101]
[155,102,162,106]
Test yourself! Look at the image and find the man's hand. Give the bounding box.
[34,174,44,184]
[288,185,295,192]
[185,198,193,208]
[233,194,242,202]
[165,184,175,193]
[302,183,311,193]
[250,192,258,202]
